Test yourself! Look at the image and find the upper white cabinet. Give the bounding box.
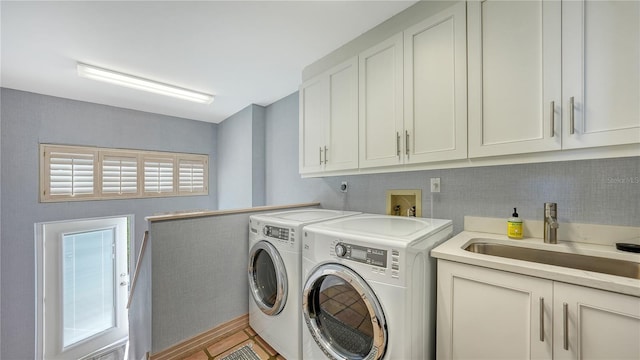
[358,33,404,169]
[404,2,467,164]
[468,0,562,157]
[562,0,640,149]
[299,57,359,174]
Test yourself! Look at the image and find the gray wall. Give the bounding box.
[0,88,218,360]
[265,91,640,234]
[217,104,266,209]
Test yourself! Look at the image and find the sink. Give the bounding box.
[465,241,640,280]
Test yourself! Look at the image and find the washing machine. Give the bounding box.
[301,214,453,360]
[248,208,360,360]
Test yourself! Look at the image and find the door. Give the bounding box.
[302,263,387,360]
[468,0,562,157]
[553,282,640,359]
[404,1,467,164]
[436,260,553,360]
[562,0,640,149]
[359,32,404,169]
[325,57,359,172]
[37,216,129,360]
[299,75,327,174]
[248,240,288,316]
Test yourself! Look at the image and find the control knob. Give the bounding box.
[263,226,270,237]
[335,243,347,258]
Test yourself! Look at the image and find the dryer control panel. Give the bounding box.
[264,225,290,241]
[334,242,387,268]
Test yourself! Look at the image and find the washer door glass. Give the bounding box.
[248,240,288,316]
[303,263,387,360]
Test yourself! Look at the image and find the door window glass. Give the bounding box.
[62,228,116,347]
[314,275,374,357]
[253,249,278,307]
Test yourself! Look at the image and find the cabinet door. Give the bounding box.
[437,261,553,360]
[299,76,327,174]
[325,57,359,172]
[404,2,467,164]
[468,0,561,157]
[562,0,640,149]
[553,282,640,360]
[359,33,404,168]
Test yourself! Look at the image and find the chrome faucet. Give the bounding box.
[544,203,559,244]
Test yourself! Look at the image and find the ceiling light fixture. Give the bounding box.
[77,62,214,104]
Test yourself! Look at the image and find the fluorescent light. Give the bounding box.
[77,63,214,104]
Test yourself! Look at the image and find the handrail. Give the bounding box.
[127,230,149,309]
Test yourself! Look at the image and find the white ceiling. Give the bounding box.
[1,1,417,124]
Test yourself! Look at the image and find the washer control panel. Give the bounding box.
[263,225,290,241]
[334,242,387,268]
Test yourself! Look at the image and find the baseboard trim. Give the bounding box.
[150,314,249,360]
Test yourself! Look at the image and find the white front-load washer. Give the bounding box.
[248,209,360,360]
[301,214,453,360]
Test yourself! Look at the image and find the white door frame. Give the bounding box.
[35,215,133,360]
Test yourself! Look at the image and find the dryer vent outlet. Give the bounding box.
[340,181,348,193]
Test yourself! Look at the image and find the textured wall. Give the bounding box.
[265,91,640,235]
[0,88,217,360]
[217,104,266,210]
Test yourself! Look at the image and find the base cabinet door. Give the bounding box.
[553,282,640,360]
[437,261,553,359]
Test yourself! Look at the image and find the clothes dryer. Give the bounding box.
[301,214,452,360]
[248,209,359,360]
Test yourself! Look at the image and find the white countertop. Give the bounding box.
[432,229,640,297]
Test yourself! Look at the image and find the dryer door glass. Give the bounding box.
[248,240,288,316]
[303,263,387,360]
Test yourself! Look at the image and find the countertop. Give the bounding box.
[432,219,640,297]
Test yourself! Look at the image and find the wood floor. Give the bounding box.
[180,326,284,360]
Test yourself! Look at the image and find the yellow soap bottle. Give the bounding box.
[507,208,523,239]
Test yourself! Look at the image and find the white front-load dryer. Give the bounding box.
[248,209,359,360]
[301,214,452,360]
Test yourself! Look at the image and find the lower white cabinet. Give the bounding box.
[553,282,640,360]
[437,260,640,360]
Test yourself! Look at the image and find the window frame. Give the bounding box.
[40,144,209,202]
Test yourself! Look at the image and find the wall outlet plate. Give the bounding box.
[430,178,441,193]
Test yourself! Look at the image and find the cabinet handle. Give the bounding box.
[563,302,569,350]
[405,130,410,156]
[319,147,323,165]
[396,132,401,157]
[539,297,545,342]
[550,101,555,138]
[324,146,328,164]
[569,97,575,135]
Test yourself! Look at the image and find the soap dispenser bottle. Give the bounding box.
[507,208,523,239]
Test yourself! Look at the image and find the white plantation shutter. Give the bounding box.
[102,155,138,195]
[144,157,175,194]
[178,157,207,193]
[47,150,95,198]
[41,144,207,201]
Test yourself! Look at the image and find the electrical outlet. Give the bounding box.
[340,181,348,193]
[430,178,441,193]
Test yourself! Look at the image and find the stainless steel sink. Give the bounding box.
[465,241,640,280]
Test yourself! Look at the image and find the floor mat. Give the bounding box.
[219,344,261,360]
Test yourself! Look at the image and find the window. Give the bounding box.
[143,156,175,195]
[178,157,207,194]
[40,144,209,202]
